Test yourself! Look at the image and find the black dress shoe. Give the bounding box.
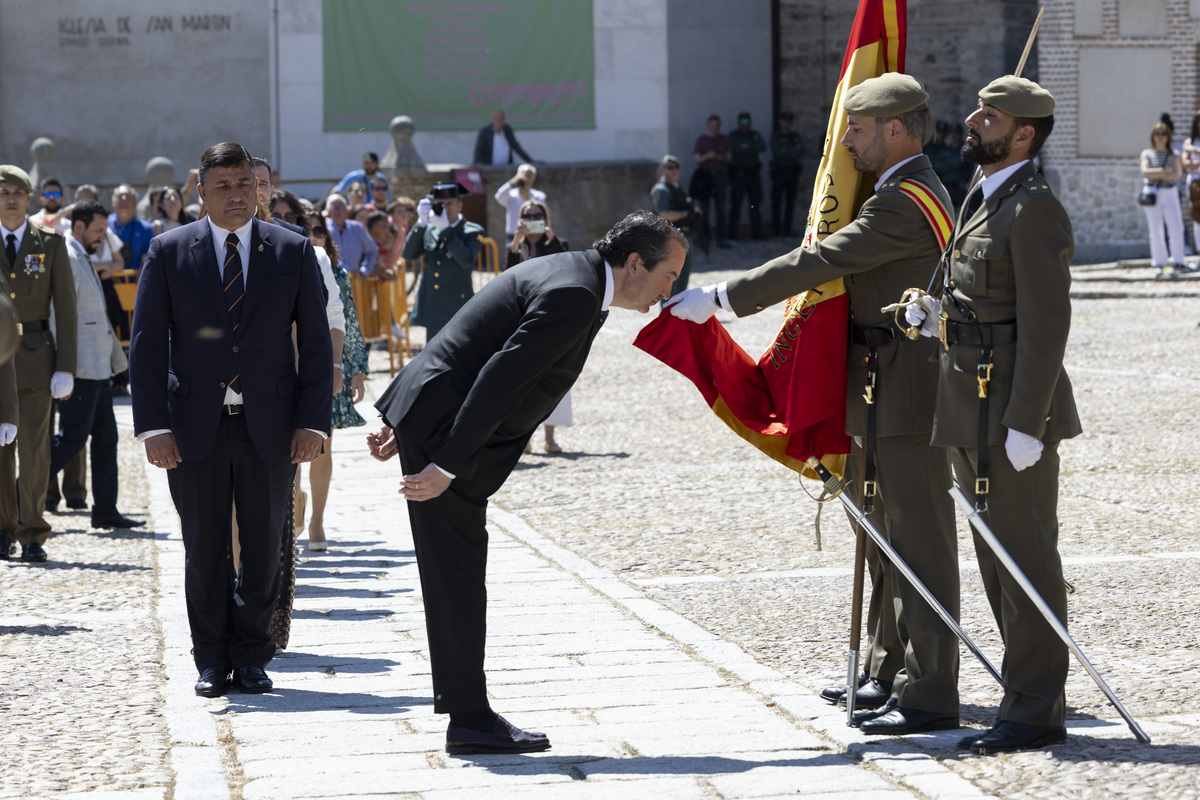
[852,697,898,726]
[840,677,893,709]
[859,706,959,735]
[233,666,273,694]
[92,514,146,529]
[45,499,60,513]
[195,668,231,697]
[0,538,14,561]
[959,721,1067,754]
[446,715,551,755]
[820,672,869,704]
[21,542,48,562]
[66,498,88,510]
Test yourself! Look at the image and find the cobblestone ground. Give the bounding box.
[0,404,169,797]
[2,239,1198,798]
[494,241,1200,800]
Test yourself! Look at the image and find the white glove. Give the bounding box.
[50,371,74,400]
[0,423,15,447]
[665,285,720,324]
[1005,428,1044,472]
[904,294,941,338]
[431,208,451,232]
[416,197,433,225]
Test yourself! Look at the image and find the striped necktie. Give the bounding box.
[223,232,244,392]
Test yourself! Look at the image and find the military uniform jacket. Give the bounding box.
[931,160,1081,447]
[725,156,949,437]
[0,222,77,391]
[404,218,483,333]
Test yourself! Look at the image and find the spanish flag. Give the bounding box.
[635,0,907,476]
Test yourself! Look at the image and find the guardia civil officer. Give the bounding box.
[908,75,1081,754]
[669,74,960,735]
[403,182,484,342]
[770,111,805,237]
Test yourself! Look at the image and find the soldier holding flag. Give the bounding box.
[668,73,961,736]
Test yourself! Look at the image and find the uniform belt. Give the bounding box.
[21,319,50,334]
[850,322,899,347]
[940,320,1017,346]
[222,404,244,416]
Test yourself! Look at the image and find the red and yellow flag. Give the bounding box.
[635,0,907,477]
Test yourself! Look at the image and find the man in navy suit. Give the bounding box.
[130,142,332,698]
[369,211,687,754]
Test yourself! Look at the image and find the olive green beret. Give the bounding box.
[0,165,32,193]
[979,75,1055,118]
[843,73,928,117]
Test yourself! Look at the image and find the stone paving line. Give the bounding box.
[137,383,989,800]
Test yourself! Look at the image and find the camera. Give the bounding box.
[431,201,444,216]
[525,220,545,235]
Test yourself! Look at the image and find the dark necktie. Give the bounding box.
[5,233,16,267]
[595,309,609,334]
[963,187,984,220]
[223,233,244,392]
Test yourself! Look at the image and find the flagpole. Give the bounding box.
[1014,5,1044,78]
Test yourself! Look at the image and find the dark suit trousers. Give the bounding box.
[167,411,294,672]
[948,443,1068,727]
[49,379,118,519]
[396,413,532,715]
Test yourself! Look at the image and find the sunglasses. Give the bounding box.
[663,164,680,170]
[371,184,388,190]
[521,213,545,220]
[43,190,62,199]
[278,211,297,223]
[311,226,327,237]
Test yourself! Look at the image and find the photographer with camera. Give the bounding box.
[650,155,695,298]
[493,164,546,244]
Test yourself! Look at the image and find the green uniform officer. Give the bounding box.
[668,74,960,735]
[405,182,484,343]
[0,165,77,562]
[911,75,1081,755]
[770,112,805,237]
[728,112,767,240]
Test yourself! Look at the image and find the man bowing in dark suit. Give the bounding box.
[369,211,686,754]
[130,143,332,698]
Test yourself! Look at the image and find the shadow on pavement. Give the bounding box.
[221,687,431,715]
[0,624,91,636]
[455,751,844,775]
[267,653,403,674]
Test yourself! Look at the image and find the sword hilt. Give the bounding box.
[804,457,844,496]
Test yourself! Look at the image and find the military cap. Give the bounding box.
[427,182,470,200]
[843,73,928,117]
[979,75,1055,118]
[661,154,681,167]
[0,165,32,193]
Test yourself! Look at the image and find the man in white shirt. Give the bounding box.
[49,200,142,529]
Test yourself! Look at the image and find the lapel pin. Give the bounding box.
[257,244,263,252]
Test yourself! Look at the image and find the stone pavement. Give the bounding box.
[2,247,1199,799]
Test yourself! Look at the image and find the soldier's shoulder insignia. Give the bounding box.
[34,223,61,236]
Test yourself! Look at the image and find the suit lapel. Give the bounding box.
[190,222,234,334]
[238,219,272,331]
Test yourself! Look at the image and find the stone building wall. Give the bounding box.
[1039,0,1200,261]
[776,0,1039,226]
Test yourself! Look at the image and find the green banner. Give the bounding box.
[323,0,595,131]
